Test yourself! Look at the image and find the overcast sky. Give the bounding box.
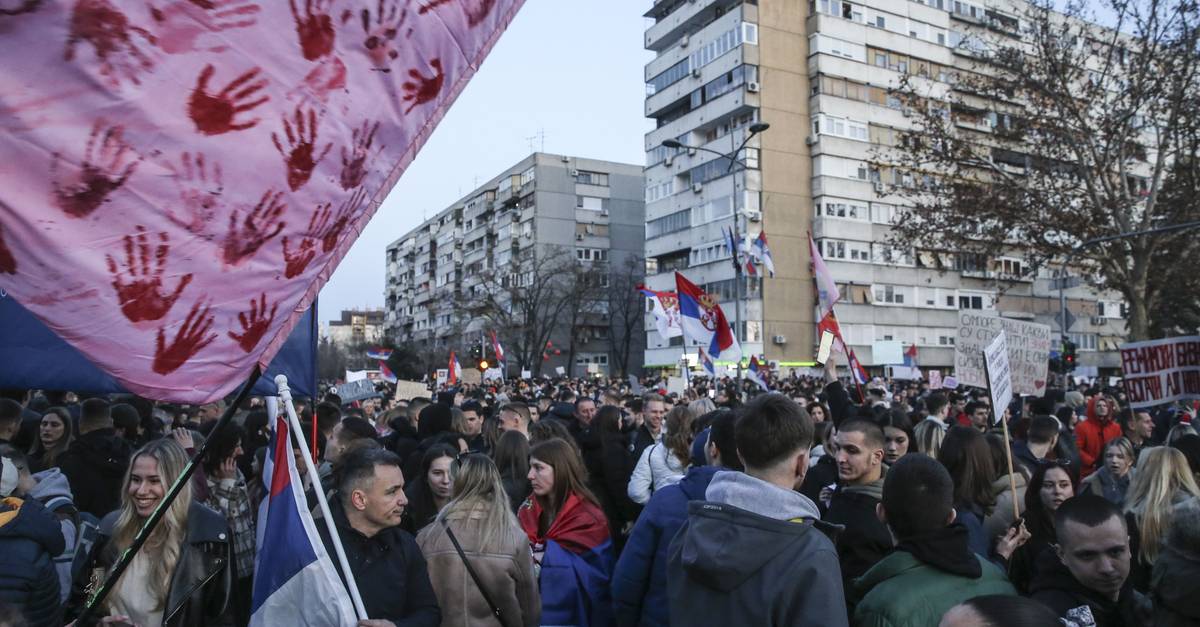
[317,0,653,325]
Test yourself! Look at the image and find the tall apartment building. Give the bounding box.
[641,0,1127,372]
[323,309,386,348]
[384,153,646,377]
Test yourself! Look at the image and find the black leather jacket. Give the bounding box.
[98,502,234,626]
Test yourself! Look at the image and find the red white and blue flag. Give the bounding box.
[904,344,919,368]
[753,231,775,277]
[810,233,842,319]
[448,351,461,386]
[747,355,769,390]
[698,346,715,377]
[489,331,506,371]
[378,361,396,384]
[251,401,355,626]
[365,348,392,361]
[637,285,682,339]
[848,348,870,386]
[675,272,741,363]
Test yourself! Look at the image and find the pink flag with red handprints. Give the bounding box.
[0,0,525,402]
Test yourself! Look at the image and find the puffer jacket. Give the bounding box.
[1076,398,1122,478]
[98,502,235,626]
[852,547,1016,627]
[0,497,65,627]
[1081,465,1133,506]
[626,442,686,505]
[416,512,540,627]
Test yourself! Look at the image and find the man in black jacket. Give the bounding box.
[1031,494,1150,627]
[0,464,65,627]
[824,419,893,594]
[321,447,439,627]
[57,398,132,518]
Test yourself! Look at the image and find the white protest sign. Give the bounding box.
[345,369,367,382]
[666,376,687,395]
[872,340,904,365]
[928,370,943,389]
[461,367,482,386]
[1120,335,1200,409]
[435,369,448,387]
[955,312,1051,396]
[555,366,566,376]
[984,331,1013,422]
[394,380,430,401]
[521,369,533,380]
[483,369,503,381]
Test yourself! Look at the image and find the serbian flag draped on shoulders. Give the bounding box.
[675,272,741,363]
[251,399,356,625]
[519,493,614,627]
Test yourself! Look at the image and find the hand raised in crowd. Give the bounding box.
[994,520,1031,561]
[172,427,194,450]
[214,455,238,481]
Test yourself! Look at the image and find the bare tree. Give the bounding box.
[883,0,1200,340]
[468,245,579,377]
[606,254,646,378]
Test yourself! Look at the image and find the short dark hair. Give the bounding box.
[1027,416,1060,445]
[80,398,112,428]
[707,409,743,471]
[338,417,378,442]
[315,402,342,434]
[957,595,1061,627]
[461,399,483,415]
[574,397,595,410]
[881,453,954,539]
[1055,494,1126,544]
[336,447,404,508]
[0,399,21,432]
[838,419,885,450]
[926,393,949,416]
[965,400,988,416]
[734,393,813,469]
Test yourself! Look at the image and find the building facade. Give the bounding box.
[323,309,386,348]
[641,0,1127,372]
[384,153,646,377]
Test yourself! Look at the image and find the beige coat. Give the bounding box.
[416,512,540,627]
[984,471,1028,541]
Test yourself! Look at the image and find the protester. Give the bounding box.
[322,416,378,494]
[1172,433,1200,482]
[808,400,831,424]
[1123,446,1200,591]
[320,447,440,626]
[938,594,1062,627]
[1081,437,1135,506]
[937,426,1001,558]
[518,438,612,627]
[416,454,539,627]
[851,455,1016,626]
[627,406,693,505]
[877,409,913,465]
[914,419,946,459]
[1013,416,1060,477]
[0,450,65,627]
[667,394,847,627]
[1010,460,1075,593]
[0,400,21,448]
[493,429,531,513]
[457,400,487,454]
[403,444,458,535]
[497,403,532,439]
[96,438,233,626]
[593,405,636,544]
[1120,410,1155,463]
[963,401,990,432]
[1151,497,1200,626]
[200,422,255,624]
[1077,395,1121,478]
[983,433,1028,542]
[825,419,893,591]
[58,399,133,519]
[1030,494,1151,626]
[612,410,739,627]
[26,408,73,473]
[631,393,666,461]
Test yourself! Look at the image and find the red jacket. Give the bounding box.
[1075,397,1122,478]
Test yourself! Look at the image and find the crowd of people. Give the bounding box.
[0,350,1198,626]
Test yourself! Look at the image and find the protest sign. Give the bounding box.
[1119,335,1200,409]
[667,376,687,395]
[555,366,566,376]
[345,370,368,382]
[335,379,380,404]
[984,331,1013,421]
[483,369,503,381]
[522,370,533,380]
[955,312,1051,396]
[872,341,904,365]
[943,376,959,389]
[461,368,482,386]
[436,369,448,387]
[928,370,943,389]
[394,380,429,402]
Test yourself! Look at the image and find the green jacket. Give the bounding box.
[851,550,1016,627]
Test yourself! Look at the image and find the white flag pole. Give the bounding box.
[275,375,368,620]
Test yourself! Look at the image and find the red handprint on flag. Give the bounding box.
[272,106,332,191]
[222,189,286,265]
[360,0,407,71]
[281,208,326,278]
[166,151,223,235]
[227,292,277,352]
[339,120,380,190]
[402,58,444,113]
[418,0,495,27]
[106,226,194,323]
[0,223,16,274]
[289,0,335,60]
[64,0,156,87]
[152,300,215,374]
[149,0,258,54]
[51,120,142,218]
[319,186,366,253]
[188,64,269,135]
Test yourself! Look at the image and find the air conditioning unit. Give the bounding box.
[773,334,788,345]
[691,68,702,78]
[873,182,886,193]
[1091,316,1107,326]
[746,81,761,93]
[575,233,584,241]
[805,135,817,146]
[692,182,703,193]
[687,147,697,156]
[600,209,609,216]
[680,34,690,47]
[664,156,674,166]
[570,169,579,176]
[745,210,762,222]
[560,155,570,162]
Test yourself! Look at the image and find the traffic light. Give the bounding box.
[479,359,489,370]
[1062,339,1077,373]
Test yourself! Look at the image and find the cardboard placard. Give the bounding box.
[461,367,482,386]
[394,380,430,402]
[955,312,1051,396]
[555,366,566,376]
[335,378,381,404]
[984,331,1013,421]
[666,376,687,395]
[1120,335,1200,409]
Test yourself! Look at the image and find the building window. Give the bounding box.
[576,170,609,186]
[646,209,691,238]
[577,196,606,212]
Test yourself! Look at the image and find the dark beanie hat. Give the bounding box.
[1172,434,1200,475]
[418,403,453,440]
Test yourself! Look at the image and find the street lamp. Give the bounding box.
[662,122,769,387]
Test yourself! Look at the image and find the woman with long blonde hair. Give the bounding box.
[1124,446,1200,590]
[97,438,234,626]
[417,453,540,626]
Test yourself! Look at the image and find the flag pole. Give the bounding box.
[275,375,369,620]
[78,365,262,625]
[982,354,1021,521]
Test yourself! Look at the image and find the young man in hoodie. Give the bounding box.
[824,419,894,594]
[57,398,133,518]
[852,455,1016,626]
[667,393,848,627]
[1031,494,1151,627]
[612,410,741,627]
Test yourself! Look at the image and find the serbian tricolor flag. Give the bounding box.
[753,231,775,277]
[519,493,614,626]
[848,348,870,386]
[377,361,396,384]
[698,346,715,377]
[675,272,741,363]
[748,355,769,391]
[723,226,742,273]
[448,351,462,386]
[365,347,391,361]
[904,344,919,368]
[810,233,842,318]
[251,400,355,626]
[489,331,506,371]
[637,285,682,339]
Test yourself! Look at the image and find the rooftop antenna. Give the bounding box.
[525,128,546,154]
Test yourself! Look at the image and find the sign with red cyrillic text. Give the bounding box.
[1120,336,1200,409]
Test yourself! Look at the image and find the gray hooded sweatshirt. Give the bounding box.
[666,471,849,627]
[30,468,78,602]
